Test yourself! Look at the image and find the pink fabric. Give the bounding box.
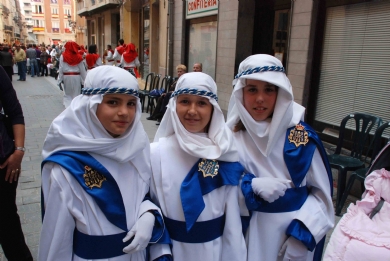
[323,168,390,260]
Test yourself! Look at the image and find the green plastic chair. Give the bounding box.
[337,121,390,215]
[139,72,154,112]
[327,113,382,216]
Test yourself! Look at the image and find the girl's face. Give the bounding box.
[96,94,137,137]
[176,94,213,133]
[242,79,278,122]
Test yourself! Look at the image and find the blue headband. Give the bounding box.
[82,87,139,97]
[234,66,285,79]
[170,88,218,102]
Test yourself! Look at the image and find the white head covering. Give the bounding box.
[154,72,238,162]
[42,65,151,181]
[226,54,304,157]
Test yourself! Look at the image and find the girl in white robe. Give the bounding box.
[149,72,247,261]
[57,41,87,108]
[226,54,334,261]
[39,66,164,261]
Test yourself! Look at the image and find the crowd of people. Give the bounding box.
[0,36,336,261]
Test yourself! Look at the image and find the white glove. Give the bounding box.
[251,177,291,203]
[278,236,308,261]
[123,211,155,254]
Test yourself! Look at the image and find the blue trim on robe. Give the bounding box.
[153,255,173,261]
[284,121,333,196]
[163,214,225,243]
[241,215,251,236]
[242,173,309,213]
[283,122,333,261]
[42,151,127,231]
[286,219,316,251]
[180,160,243,231]
[73,229,129,259]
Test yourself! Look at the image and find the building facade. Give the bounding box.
[28,0,76,45]
[76,0,389,139]
[1,0,27,44]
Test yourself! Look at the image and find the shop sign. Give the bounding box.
[186,0,218,19]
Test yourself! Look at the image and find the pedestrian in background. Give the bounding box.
[120,43,140,78]
[0,46,14,80]
[192,63,202,72]
[57,41,87,107]
[85,44,102,71]
[40,46,49,77]
[14,44,26,81]
[26,44,39,77]
[0,66,33,261]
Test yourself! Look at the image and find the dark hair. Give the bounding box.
[233,119,246,132]
[33,44,36,48]
[3,46,9,52]
[107,45,112,49]
[88,44,97,54]
[118,39,124,45]
[28,44,32,48]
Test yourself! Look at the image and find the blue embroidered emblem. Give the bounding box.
[198,159,219,178]
[83,165,106,189]
[288,123,309,147]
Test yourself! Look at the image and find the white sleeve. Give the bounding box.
[107,51,113,59]
[38,164,75,261]
[294,149,335,243]
[119,55,124,67]
[78,60,87,85]
[57,55,63,83]
[221,186,248,261]
[113,49,119,60]
[135,56,140,67]
[96,57,102,66]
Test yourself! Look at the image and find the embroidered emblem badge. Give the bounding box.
[83,166,106,189]
[198,159,219,178]
[288,123,309,147]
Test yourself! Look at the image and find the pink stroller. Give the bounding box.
[323,142,390,260]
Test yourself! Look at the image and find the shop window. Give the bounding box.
[188,16,217,79]
[141,5,150,80]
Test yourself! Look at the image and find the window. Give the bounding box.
[34,20,45,27]
[188,18,217,79]
[64,0,71,4]
[52,8,58,14]
[34,5,43,13]
[64,8,71,16]
[52,21,59,28]
[51,0,58,3]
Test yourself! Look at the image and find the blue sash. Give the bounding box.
[180,160,243,231]
[164,214,225,243]
[73,229,129,259]
[42,151,127,231]
[284,121,333,196]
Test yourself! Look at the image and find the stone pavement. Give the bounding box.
[0,72,347,260]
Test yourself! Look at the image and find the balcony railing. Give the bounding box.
[65,28,72,33]
[52,28,59,33]
[4,25,13,32]
[32,26,44,32]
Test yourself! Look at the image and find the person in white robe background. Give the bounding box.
[57,41,87,108]
[149,72,247,261]
[226,54,334,261]
[39,66,165,261]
